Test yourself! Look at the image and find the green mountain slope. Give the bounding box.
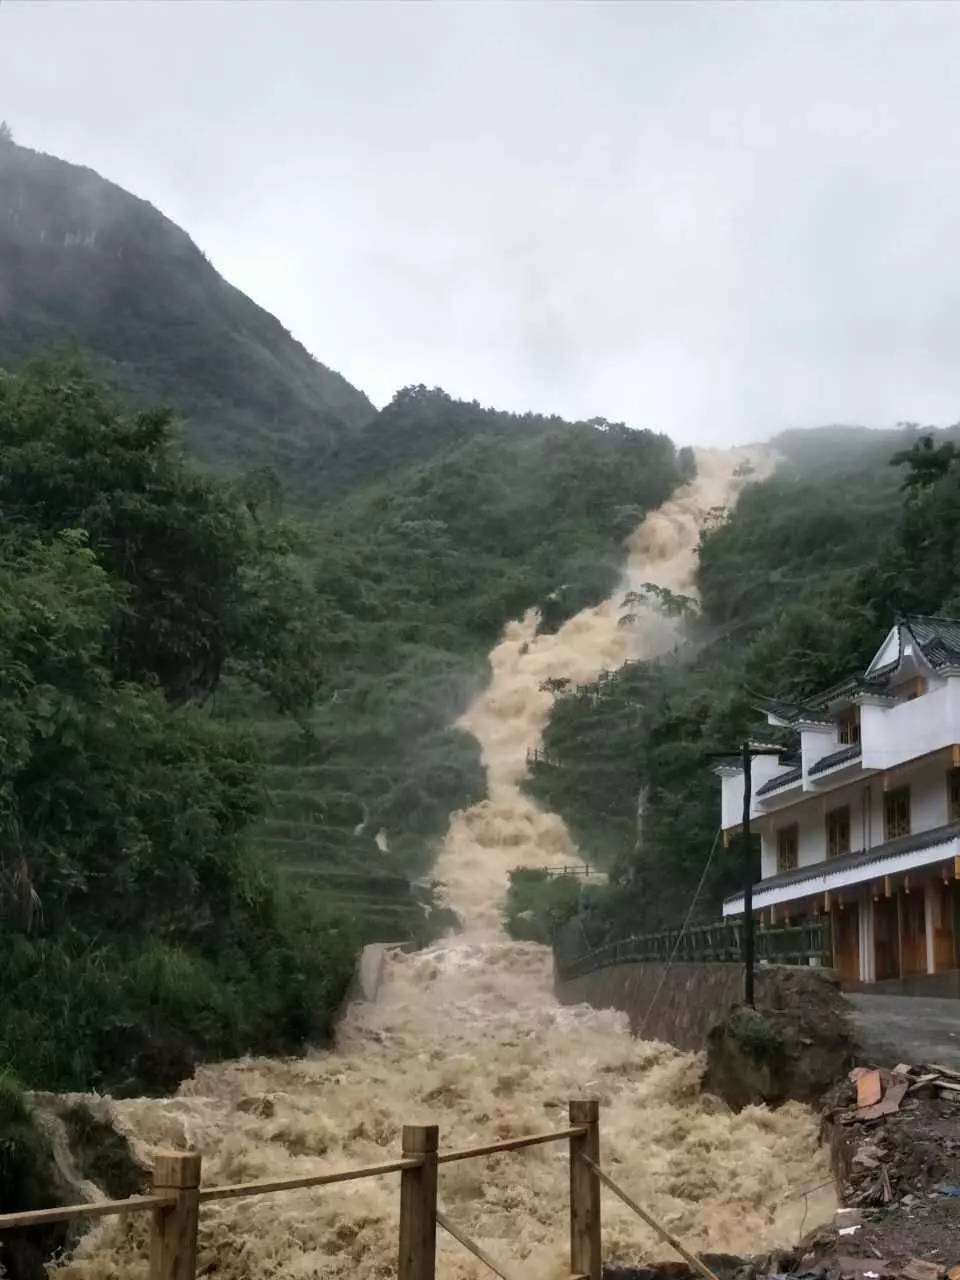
[230,393,690,932]
[526,425,960,940]
[315,383,659,501]
[0,134,373,485]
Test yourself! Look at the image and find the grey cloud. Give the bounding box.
[2,0,960,443]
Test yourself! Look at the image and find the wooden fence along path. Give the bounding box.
[0,1099,721,1280]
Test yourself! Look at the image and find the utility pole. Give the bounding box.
[708,741,781,1011]
[741,740,755,1008]
[738,741,781,1007]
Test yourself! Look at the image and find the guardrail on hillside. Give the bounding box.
[0,1102,621,1280]
[512,862,607,880]
[557,919,832,982]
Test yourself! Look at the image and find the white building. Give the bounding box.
[717,616,960,985]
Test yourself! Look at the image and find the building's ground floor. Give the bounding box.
[724,813,960,986]
[757,866,960,987]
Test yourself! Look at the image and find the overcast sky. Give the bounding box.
[3,0,960,444]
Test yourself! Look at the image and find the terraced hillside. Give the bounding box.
[232,699,462,945]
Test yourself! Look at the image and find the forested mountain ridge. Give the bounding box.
[315,383,662,501]
[0,132,695,1079]
[0,132,373,486]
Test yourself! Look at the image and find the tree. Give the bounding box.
[890,434,959,492]
[0,359,323,711]
[0,121,13,145]
[0,366,360,1090]
[0,530,259,930]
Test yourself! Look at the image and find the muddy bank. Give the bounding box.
[703,975,856,1110]
[0,1088,144,1280]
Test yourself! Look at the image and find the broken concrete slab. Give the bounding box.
[899,1260,944,1280]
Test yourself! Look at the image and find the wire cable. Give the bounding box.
[636,826,722,1039]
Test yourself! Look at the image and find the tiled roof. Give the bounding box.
[755,616,960,724]
[755,696,808,722]
[906,615,960,669]
[725,819,960,903]
[807,743,862,776]
[805,677,890,712]
[756,767,802,796]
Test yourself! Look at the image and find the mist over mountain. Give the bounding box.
[0,133,374,487]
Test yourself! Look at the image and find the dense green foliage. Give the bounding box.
[0,356,688,1086]
[247,388,688,913]
[504,869,585,944]
[321,389,689,650]
[0,364,326,707]
[527,425,960,938]
[0,133,694,955]
[318,382,694,505]
[0,1075,71,1279]
[0,363,357,1091]
[0,138,372,490]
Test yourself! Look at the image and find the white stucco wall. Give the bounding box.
[908,766,950,832]
[722,675,960,862]
[757,763,953,880]
[720,773,744,831]
[861,679,957,770]
[720,754,791,828]
[800,724,841,773]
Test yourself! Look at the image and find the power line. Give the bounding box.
[636,826,721,1039]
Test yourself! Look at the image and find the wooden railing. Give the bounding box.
[0,1102,605,1280]
[512,863,607,881]
[557,919,833,981]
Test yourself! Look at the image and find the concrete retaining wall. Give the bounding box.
[336,942,408,1030]
[555,960,839,1052]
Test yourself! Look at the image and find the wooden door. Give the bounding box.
[900,890,927,975]
[834,904,860,985]
[873,896,900,981]
[933,881,956,972]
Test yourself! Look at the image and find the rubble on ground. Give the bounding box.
[810,1061,960,1278]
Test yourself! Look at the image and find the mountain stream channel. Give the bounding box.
[52,449,835,1280]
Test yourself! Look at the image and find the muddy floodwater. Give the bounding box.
[55,450,834,1280]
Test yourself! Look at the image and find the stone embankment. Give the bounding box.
[557,958,856,1098]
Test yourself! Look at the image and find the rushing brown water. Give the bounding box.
[54,449,832,1280]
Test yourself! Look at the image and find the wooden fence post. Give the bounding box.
[569,1099,601,1280]
[398,1124,438,1280]
[149,1152,201,1280]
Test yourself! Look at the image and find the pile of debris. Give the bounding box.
[812,1061,960,1279]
